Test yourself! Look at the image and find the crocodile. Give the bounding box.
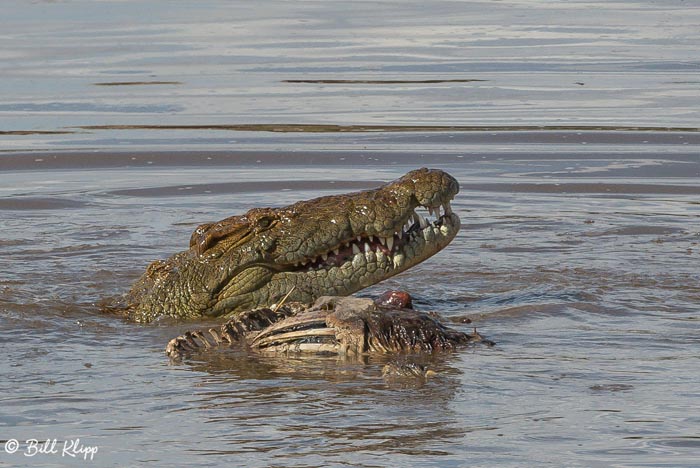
[114,168,461,323]
[165,292,493,363]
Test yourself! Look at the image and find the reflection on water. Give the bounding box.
[76,124,700,132]
[282,78,488,84]
[2,0,700,151]
[2,0,700,466]
[93,81,183,86]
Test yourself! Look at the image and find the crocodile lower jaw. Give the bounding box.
[288,202,459,272]
[285,205,460,279]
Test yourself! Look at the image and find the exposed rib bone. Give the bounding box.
[191,330,212,348]
[258,342,341,354]
[272,285,296,313]
[252,328,336,348]
[207,328,223,344]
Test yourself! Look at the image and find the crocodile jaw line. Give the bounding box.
[249,199,461,308]
[287,200,459,273]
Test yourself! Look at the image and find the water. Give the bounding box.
[1,1,699,467]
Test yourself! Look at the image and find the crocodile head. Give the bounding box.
[123,168,460,322]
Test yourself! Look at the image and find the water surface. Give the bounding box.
[1,1,699,467]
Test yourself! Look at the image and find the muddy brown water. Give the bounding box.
[2,1,700,467]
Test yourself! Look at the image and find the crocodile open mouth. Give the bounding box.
[119,168,462,322]
[288,200,458,272]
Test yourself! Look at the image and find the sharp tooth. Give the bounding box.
[364,242,371,253]
[376,249,386,262]
[369,235,374,242]
[345,241,350,248]
[352,253,366,269]
[333,248,339,255]
[322,253,328,261]
[444,201,452,215]
[352,244,361,254]
[379,237,386,246]
[357,236,362,243]
[419,215,428,229]
[386,237,394,251]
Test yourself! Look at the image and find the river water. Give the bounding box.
[1,1,699,467]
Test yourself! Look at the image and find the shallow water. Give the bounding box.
[2,1,700,467]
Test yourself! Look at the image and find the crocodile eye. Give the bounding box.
[257,216,274,229]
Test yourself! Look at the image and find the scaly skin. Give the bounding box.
[118,168,460,322]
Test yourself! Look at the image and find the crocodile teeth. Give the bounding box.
[352,252,366,269]
[357,236,362,243]
[369,235,375,242]
[376,249,386,262]
[352,244,361,254]
[321,253,328,261]
[386,236,394,251]
[333,248,339,255]
[364,242,371,253]
[379,237,386,246]
[444,201,452,215]
[418,214,428,229]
